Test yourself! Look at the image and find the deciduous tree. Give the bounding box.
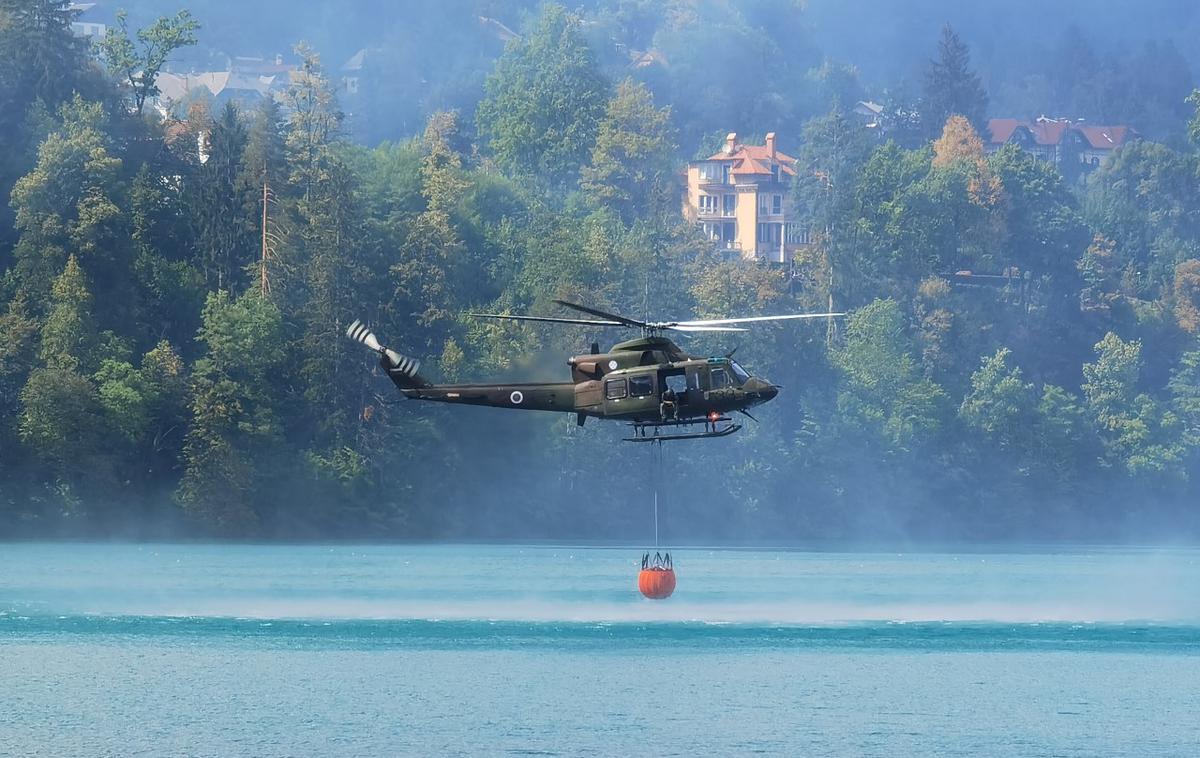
[476,3,609,189]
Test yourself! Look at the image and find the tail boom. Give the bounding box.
[402,382,577,412]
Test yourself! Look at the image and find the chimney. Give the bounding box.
[724,132,737,155]
[765,132,776,159]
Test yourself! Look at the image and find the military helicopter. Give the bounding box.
[346,300,841,442]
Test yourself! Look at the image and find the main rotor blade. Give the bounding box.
[467,312,624,327]
[667,325,748,332]
[672,312,846,327]
[552,300,647,330]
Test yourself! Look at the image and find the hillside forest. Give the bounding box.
[2,1,1200,541]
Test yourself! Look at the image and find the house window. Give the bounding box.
[722,164,731,183]
[628,375,654,397]
[699,162,719,181]
[771,164,781,182]
[772,194,782,215]
[698,195,717,214]
[758,195,769,214]
[722,222,735,242]
[785,223,810,245]
[723,194,736,215]
[605,378,627,400]
[757,223,781,244]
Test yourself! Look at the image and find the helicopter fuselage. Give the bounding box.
[392,336,778,423]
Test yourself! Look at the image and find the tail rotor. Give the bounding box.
[345,319,429,388]
[347,319,384,353]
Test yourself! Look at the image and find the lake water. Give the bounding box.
[2,543,1199,756]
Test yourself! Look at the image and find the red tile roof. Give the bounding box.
[1077,125,1136,149]
[703,142,797,177]
[987,119,1137,150]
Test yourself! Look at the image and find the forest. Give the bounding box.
[1,0,1200,541]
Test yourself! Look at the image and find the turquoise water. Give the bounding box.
[2,544,1199,756]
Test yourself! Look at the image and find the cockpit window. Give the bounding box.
[710,368,731,389]
[730,361,751,385]
[628,374,654,397]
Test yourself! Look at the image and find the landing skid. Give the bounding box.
[623,416,742,442]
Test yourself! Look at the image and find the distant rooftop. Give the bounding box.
[987,117,1138,150]
[698,132,796,178]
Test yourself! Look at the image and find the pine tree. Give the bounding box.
[284,43,342,199]
[922,25,988,139]
[187,101,254,290]
[178,292,286,535]
[390,111,468,343]
[0,0,98,149]
[38,256,96,373]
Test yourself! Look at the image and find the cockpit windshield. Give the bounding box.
[730,360,751,385]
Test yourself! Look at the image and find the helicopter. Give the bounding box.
[346,300,841,442]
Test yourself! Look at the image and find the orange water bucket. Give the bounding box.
[638,567,676,599]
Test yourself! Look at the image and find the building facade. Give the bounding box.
[986,117,1138,170]
[682,132,809,263]
[68,3,108,38]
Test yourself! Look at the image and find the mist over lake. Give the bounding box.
[4,543,1200,756]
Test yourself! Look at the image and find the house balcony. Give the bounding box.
[753,241,813,264]
[697,207,736,219]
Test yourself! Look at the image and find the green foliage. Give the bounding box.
[18,367,103,471]
[476,3,609,188]
[1084,142,1200,303]
[1170,340,1200,448]
[10,98,119,300]
[1189,90,1200,147]
[922,25,988,138]
[194,291,286,384]
[580,79,676,222]
[792,105,876,307]
[99,9,199,115]
[834,299,947,452]
[1083,332,1186,477]
[39,256,96,373]
[178,292,285,534]
[988,144,1088,280]
[0,0,101,179]
[3,7,1200,539]
[188,102,255,290]
[960,348,1037,451]
[284,43,342,196]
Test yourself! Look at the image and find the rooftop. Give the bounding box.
[987,118,1138,150]
[698,132,796,178]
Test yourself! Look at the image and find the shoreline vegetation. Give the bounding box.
[2,3,1200,542]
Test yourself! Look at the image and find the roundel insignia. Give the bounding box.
[608,360,618,370]
[510,391,524,405]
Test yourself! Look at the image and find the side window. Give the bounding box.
[710,368,730,389]
[629,375,654,397]
[605,378,627,400]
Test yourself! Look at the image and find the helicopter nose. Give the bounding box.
[746,378,778,403]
